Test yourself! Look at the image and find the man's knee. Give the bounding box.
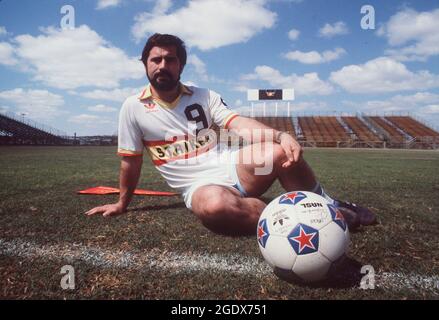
[272,143,288,164]
[192,186,240,218]
[191,186,251,236]
[270,142,306,172]
[258,142,288,173]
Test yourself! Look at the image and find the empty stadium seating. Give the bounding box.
[251,115,437,149]
[385,116,439,140]
[297,116,350,147]
[341,116,382,142]
[365,116,406,143]
[253,117,296,137]
[0,113,70,145]
[2,111,437,149]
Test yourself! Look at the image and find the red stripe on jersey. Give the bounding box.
[117,152,143,157]
[143,135,189,147]
[224,114,239,129]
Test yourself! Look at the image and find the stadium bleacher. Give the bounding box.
[0,113,70,145]
[241,114,437,149]
[2,110,437,149]
[385,116,439,140]
[365,116,406,143]
[341,116,384,147]
[253,117,296,138]
[297,116,350,147]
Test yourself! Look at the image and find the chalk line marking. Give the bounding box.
[1,238,438,295]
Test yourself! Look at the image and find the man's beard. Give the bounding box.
[148,70,180,92]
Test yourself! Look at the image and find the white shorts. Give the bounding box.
[182,148,247,209]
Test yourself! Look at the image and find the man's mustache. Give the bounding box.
[153,71,173,80]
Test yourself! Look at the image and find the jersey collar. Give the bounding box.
[138,83,193,107]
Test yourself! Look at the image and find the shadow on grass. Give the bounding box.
[129,202,187,212]
[275,256,364,289]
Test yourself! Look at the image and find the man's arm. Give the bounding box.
[85,156,143,217]
[227,116,302,167]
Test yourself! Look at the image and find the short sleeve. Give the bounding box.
[117,99,144,156]
[209,90,239,129]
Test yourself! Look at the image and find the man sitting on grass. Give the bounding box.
[86,33,377,236]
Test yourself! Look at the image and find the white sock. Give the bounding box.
[312,183,336,205]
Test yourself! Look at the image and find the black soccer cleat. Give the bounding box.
[334,200,377,230]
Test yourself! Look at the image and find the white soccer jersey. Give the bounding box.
[117,84,239,192]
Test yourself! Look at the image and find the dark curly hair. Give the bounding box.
[140,33,187,69]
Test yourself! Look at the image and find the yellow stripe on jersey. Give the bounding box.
[224,113,239,129]
[117,148,143,157]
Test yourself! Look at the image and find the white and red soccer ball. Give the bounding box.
[257,191,349,283]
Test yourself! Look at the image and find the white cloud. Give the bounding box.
[284,47,346,64]
[69,114,114,125]
[291,101,328,112]
[288,29,300,41]
[78,86,145,102]
[131,0,276,50]
[87,104,118,113]
[242,65,334,96]
[318,21,349,38]
[270,0,303,3]
[233,84,250,93]
[96,0,122,10]
[0,26,9,36]
[68,113,118,133]
[330,57,439,93]
[187,54,208,81]
[343,92,439,114]
[0,88,65,120]
[69,114,100,123]
[379,8,439,61]
[0,105,10,113]
[152,0,173,14]
[392,92,439,106]
[0,42,18,66]
[420,104,439,114]
[230,101,328,117]
[10,25,144,89]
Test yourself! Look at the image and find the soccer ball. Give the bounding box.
[257,191,349,283]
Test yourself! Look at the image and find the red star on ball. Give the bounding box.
[334,209,345,222]
[291,226,317,253]
[257,224,267,241]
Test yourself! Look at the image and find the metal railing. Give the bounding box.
[0,111,70,139]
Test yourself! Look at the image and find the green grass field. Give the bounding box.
[0,146,438,299]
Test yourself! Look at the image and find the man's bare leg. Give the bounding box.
[191,142,375,236]
[191,185,266,236]
[236,142,318,196]
[236,142,376,229]
[190,143,318,236]
[191,143,318,236]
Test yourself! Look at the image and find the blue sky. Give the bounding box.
[1,0,439,135]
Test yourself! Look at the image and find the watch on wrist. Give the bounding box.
[275,131,286,143]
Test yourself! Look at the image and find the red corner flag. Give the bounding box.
[78,186,178,196]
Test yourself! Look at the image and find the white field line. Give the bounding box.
[0,238,271,276]
[0,238,438,295]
